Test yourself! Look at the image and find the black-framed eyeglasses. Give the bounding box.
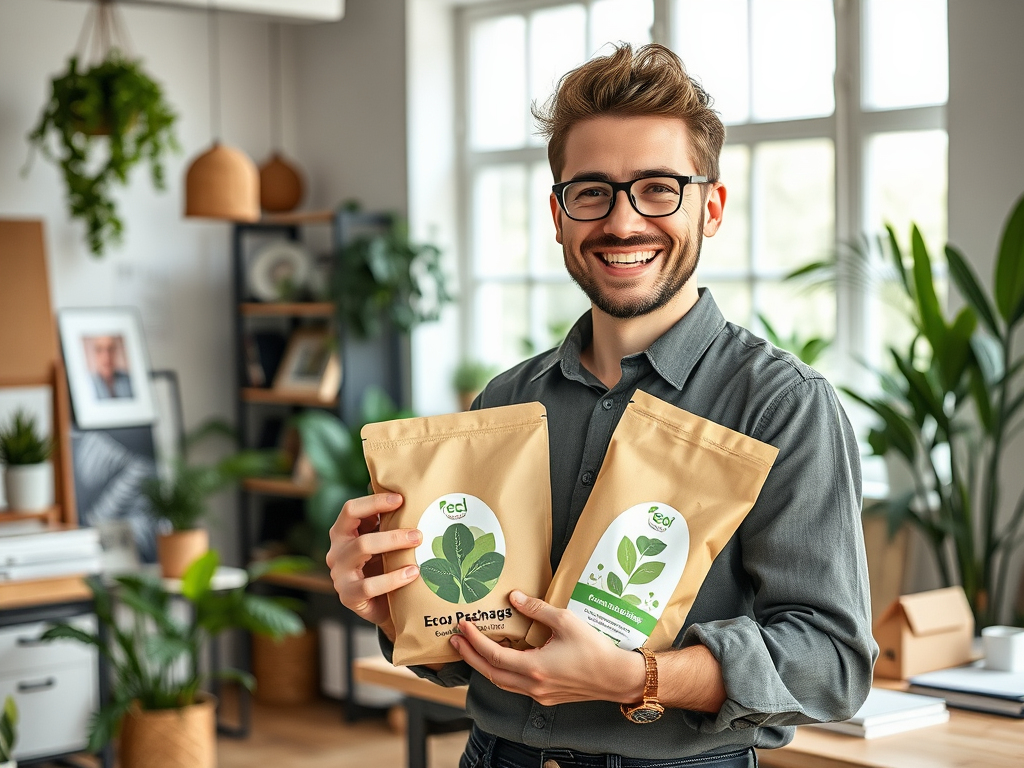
[552,175,710,221]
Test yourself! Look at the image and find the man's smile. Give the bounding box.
[594,249,660,267]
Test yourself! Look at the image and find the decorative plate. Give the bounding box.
[247,239,312,302]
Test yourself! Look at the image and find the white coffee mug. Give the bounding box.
[982,625,1024,672]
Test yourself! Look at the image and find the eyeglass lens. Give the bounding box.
[561,176,683,220]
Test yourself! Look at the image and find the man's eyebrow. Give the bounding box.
[566,168,683,182]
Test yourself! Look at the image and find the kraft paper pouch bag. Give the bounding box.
[527,389,778,652]
[362,402,553,667]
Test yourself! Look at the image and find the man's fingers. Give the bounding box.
[338,493,403,527]
[341,564,420,605]
[353,527,423,558]
[509,590,567,632]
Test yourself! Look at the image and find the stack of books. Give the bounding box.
[0,526,102,581]
[908,661,1024,717]
[807,687,949,738]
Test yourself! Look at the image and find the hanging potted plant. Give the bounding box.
[143,420,281,578]
[40,551,308,768]
[24,2,179,256]
[0,410,54,513]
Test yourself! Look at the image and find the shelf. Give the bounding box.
[240,388,339,408]
[259,210,335,225]
[258,570,335,594]
[240,302,334,318]
[243,477,316,498]
[0,506,61,526]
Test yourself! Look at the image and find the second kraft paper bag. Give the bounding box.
[527,389,778,652]
[363,402,552,666]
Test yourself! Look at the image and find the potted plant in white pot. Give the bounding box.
[0,410,54,513]
[143,420,280,578]
[40,550,308,768]
[0,695,18,768]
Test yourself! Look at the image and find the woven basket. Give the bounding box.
[252,627,319,705]
[119,693,216,768]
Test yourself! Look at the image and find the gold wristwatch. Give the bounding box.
[620,646,664,723]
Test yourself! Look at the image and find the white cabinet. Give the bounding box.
[0,614,98,761]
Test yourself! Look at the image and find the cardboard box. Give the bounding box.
[873,586,975,679]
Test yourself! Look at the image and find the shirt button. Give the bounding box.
[602,398,614,410]
[581,471,594,486]
[532,715,546,729]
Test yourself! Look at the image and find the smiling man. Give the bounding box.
[327,44,875,767]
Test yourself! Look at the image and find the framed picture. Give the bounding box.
[273,328,342,402]
[58,308,156,429]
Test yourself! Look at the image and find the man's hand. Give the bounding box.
[325,492,421,642]
[449,590,645,706]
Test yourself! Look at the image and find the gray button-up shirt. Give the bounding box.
[382,289,876,759]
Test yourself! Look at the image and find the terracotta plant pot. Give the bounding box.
[156,529,210,579]
[119,693,216,768]
[3,462,53,511]
[252,627,318,705]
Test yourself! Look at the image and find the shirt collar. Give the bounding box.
[530,288,727,390]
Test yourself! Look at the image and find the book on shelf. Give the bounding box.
[0,526,101,566]
[805,688,949,739]
[0,554,103,582]
[908,661,1024,717]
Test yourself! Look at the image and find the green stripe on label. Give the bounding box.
[570,583,657,635]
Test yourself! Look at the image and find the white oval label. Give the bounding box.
[416,493,506,605]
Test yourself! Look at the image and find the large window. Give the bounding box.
[459,0,948,380]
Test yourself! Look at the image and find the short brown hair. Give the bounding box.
[533,43,725,183]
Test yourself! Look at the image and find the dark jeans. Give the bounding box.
[459,726,758,768]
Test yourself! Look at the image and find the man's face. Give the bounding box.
[550,115,723,319]
[92,336,118,378]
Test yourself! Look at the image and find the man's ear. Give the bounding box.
[550,192,563,245]
[702,182,726,238]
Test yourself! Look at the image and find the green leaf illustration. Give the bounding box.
[617,536,637,575]
[466,551,504,583]
[638,537,667,557]
[431,536,444,560]
[442,523,475,574]
[461,532,495,573]
[462,577,492,603]
[622,594,642,607]
[436,582,461,603]
[607,572,624,596]
[420,558,458,588]
[626,562,665,586]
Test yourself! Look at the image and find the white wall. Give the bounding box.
[946,0,1024,620]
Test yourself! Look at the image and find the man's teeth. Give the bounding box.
[600,250,657,265]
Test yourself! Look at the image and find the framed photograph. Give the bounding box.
[58,308,156,429]
[273,328,342,401]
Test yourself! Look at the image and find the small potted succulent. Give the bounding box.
[0,695,18,768]
[0,410,54,513]
[142,420,280,578]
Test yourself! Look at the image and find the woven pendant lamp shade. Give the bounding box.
[259,152,304,212]
[185,142,260,221]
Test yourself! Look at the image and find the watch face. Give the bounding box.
[628,706,664,723]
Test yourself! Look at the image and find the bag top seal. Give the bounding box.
[361,401,547,449]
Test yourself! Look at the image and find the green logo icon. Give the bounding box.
[420,523,504,604]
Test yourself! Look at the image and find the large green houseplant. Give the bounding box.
[40,550,307,755]
[26,50,179,256]
[794,194,1024,627]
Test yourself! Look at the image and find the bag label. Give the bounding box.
[567,502,689,649]
[416,493,507,605]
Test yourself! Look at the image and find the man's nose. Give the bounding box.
[603,189,646,238]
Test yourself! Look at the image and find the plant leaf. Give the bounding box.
[181,549,219,602]
[420,558,459,588]
[442,523,474,573]
[617,536,637,576]
[462,577,493,603]
[621,594,642,607]
[626,562,666,586]
[995,191,1024,325]
[465,551,504,583]
[606,572,623,596]
[435,581,461,603]
[461,532,495,573]
[638,537,667,557]
[946,244,1001,338]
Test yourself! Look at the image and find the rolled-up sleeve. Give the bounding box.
[681,377,877,733]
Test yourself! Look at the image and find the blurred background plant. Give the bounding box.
[756,313,832,367]
[788,193,1024,627]
[452,359,498,411]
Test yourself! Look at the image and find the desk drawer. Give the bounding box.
[0,615,97,673]
[0,661,98,759]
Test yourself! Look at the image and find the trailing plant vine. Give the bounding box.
[25,51,179,256]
